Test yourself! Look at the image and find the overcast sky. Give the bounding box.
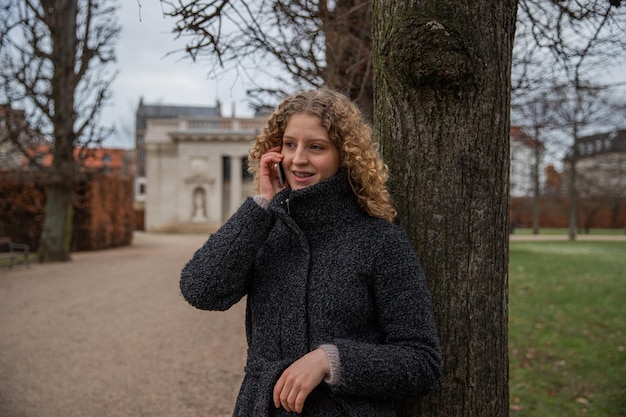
[101,2,269,148]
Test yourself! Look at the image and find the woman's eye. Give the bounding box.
[311,144,324,150]
[283,141,295,148]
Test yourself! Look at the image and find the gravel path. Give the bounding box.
[0,232,247,417]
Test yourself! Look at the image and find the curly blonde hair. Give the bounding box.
[248,88,397,222]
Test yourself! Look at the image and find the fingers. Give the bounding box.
[273,370,310,413]
[259,147,285,199]
[272,349,328,413]
[260,146,282,167]
[272,378,284,409]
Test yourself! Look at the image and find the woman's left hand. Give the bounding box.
[273,348,329,413]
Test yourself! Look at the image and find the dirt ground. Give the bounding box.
[0,232,247,417]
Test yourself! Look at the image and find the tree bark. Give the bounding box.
[372,1,516,415]
[567,117,580,241]
[38,184,74,262]
[567,159,579,240]
[321,0,374,120]
[532,127,541,234]
[38,0,79,262]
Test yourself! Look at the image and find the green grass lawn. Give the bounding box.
[509,241,626,416]
[512,228,625,235]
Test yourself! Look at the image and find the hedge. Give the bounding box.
[0,171,134,252]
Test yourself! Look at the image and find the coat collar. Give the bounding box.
[270,170,365,230]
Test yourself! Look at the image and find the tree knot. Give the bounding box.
[384,17,475,91]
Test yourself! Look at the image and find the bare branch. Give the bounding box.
[161,0,374,115]
[0,0,120,174]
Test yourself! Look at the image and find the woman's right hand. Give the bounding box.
[273,348,329,413]
[259,146,285,201]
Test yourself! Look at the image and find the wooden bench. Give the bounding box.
[0,237,30,268]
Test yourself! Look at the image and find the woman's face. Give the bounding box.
[281,113,340,190]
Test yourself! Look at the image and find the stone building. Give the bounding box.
[0,104,48,170]
[143,113,266,233]
[134,100,222,210]
[564,128,626,198]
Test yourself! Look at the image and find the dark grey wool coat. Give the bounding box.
[180,171,442,417]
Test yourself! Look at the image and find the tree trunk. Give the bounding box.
[567,159,578,240]
[38,185,74,262]
[38,0,79,262]
[322,0,374,120]
[532,128,541,234]
[372,1,516,415]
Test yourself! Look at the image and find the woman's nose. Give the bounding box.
[292,146,307,165]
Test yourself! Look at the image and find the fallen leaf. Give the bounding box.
[576,397,590,406]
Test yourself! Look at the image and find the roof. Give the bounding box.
[578,129,626,149]
[22,145,133,175]
[135,102,221,131]
[569,128,626,159]
[510,125,543,148]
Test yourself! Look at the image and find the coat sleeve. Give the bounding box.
[180,198,274,311]
[330,225,443,399]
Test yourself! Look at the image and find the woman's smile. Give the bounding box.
[281,113,340,190]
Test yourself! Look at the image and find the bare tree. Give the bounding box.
[518,0,626,86]
[163,1,625,120]
[372,2,516,415]
[511,89,559,234]
[511,0,626,237]
[160,0,374,118]
[565,84,626,238]
[552,81,621,238]
[511,77,625,235]
[0,0,120,261]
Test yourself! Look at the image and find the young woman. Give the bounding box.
[180,88,442,416]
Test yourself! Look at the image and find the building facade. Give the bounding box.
[0,104,48,170]
[135,100,223,210]
[565,128,626,198]
[143,114,265,233]
[510,126,546,197]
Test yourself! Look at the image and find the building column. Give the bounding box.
[230,155,243,215]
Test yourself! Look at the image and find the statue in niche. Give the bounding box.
[191,187,208,222]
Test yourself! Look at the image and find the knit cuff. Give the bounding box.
[252,195,270,209]
[319,344,341,385]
